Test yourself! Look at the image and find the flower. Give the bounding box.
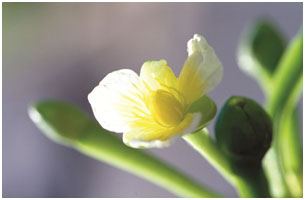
[88,34,223,148]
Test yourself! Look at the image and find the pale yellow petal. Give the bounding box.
[178,35,223,104]
[187,34,209,56]
[122,113,197,148]
[140,60,177,90]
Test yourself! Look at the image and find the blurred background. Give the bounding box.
[3,2,302,198]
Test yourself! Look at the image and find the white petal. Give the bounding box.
[187,34,208,56]
[88,69,146,133]
[185,34,223,94]
[123,135,171,148]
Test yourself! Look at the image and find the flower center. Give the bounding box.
[147,89,185,127]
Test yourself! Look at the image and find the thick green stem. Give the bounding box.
[29,101,221,198]
[266,31,302,117]
[183,129,270,197]
[263,31,303,197]
[232,164,270,198]
[277,76,303,197]
[74,126,221,198]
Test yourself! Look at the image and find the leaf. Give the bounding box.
[237,19,285,92]
[28,100,220,198]
[187,95,217,131]
[249,21,285,74]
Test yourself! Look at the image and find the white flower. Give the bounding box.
[88,34,223,148]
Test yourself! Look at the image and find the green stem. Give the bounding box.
[233,163,270,198]
[74,126,221,198]
[29,101,221,198]
[277,76,303,197]
[183,129,270,197]
[266,31,303,117]
[263,31,303,197]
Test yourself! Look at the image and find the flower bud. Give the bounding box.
[215,96,272,164]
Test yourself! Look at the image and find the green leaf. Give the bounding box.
[250,21,285,75]
[187,95,217,131]
[28,100,220,198]
[237,19,285,93]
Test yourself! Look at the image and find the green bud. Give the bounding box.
[237,19,285,81]
[215,96,272,164]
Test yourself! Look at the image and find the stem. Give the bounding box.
[277,76,303,197]
[183,129,270,197]
[263,31,303,197]
[75,126,221,198]
[233,163,270,198]
[29,101,221,198]
[266,31,303,117]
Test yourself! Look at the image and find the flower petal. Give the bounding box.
[140,60,177,90]
[88,69,149,133]
[123,129,172,148]
[123,113,200,148]
[177,34,223,104]
[187,34,209,56]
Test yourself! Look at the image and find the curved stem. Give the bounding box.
[183,129,270,197]
[233,163,270,198]
[266,32,302,117]
[75,126,221,198]
[29,101,221,198]
[277,76,303,197]
[263,30,303,197]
